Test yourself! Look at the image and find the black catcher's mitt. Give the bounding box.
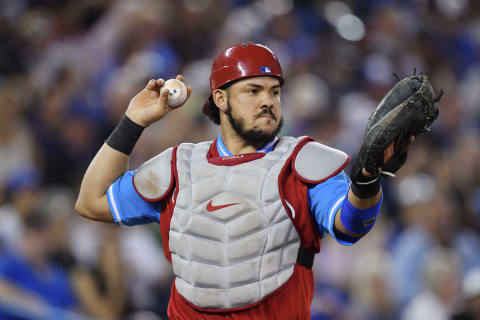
[351,74,444,184]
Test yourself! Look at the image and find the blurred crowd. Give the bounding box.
[0,0,479,319]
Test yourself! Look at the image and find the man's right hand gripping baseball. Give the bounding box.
[75,76,191,222]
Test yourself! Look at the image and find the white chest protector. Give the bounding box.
[133,136,349,309]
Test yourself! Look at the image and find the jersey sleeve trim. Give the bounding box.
[327,194,356,246]
[328,195,345,235]
[107,184,124,226]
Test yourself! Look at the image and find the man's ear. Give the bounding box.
[212,89,228,112]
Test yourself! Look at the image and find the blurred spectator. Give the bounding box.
[401,247,461,320]
[72,226,127,320]
[350,250,397,320]
[117,225,173,317]
[37,186,128,318]
[452,268,480,320]
[0,210,77,314]
[0,79,36,191]
[40,185,80,270]
[0,167,41,251]
[391,175,480,306]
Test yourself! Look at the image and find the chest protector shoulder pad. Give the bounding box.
[133,146,175,201]
[293,141,350,183]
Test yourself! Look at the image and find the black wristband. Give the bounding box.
[106,115,145,155]
[350,180,380,199]
[349,159,381,199]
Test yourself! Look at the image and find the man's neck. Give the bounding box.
[220,128,261,155]
[219,126,279,155]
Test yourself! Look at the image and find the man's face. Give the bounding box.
[225,76,283,144]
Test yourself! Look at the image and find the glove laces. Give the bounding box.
[355,168,395,185]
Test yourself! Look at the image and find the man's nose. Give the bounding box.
[260,91,275,108]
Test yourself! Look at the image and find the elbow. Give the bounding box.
[75,196,98,220]
[75,195,112,223]
[75,198,89,219]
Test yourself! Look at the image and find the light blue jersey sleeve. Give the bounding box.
[308,171,354,246]
[106,170,162,226]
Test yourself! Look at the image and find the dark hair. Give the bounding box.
[204,96,220,125]
[204,83,233,125]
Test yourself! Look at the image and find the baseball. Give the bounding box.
[163,79,188,107]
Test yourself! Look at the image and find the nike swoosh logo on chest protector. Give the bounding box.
[206,200,240,212]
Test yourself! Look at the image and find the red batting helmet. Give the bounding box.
[202,42,284,121]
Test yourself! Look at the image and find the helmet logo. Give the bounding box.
[260,66,272,73]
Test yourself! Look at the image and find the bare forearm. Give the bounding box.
[75,143,128,222]
[75,76,191,222]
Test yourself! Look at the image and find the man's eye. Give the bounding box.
[248,89,258,94]
[272,90,280,96]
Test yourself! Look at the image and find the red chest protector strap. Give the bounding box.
[280,137,350,260]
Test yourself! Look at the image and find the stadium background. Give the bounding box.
[0,0,479,319]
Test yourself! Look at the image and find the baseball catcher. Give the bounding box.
[76,43,443,319]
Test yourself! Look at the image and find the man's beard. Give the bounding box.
[226,103,283,144]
